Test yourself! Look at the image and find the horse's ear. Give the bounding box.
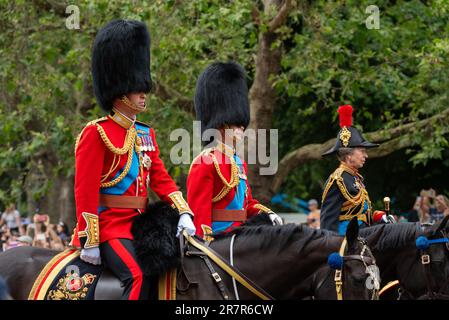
[434,215,449,235]
[346,217,359,245]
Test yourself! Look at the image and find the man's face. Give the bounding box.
[346,148,368,169]
[126,92,146,110]
[222,125,245,144]
[308,203,318,211]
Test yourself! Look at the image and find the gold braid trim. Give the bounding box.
[321,167,344,204]
[212,186,232,203]
[322,165,373,224]
[77,212,99,248]
[74,117,108,154]
[93,122,137,188]
[335,177,362,204]
[201,224,214,242]
[100,145,135,188]
[322,166,364,205]
[254,204,273,214]
[189,148,240,203]
[96,124,137,155]
[211,153,240,189]
[211,153,240,203]
[168,191,193,215]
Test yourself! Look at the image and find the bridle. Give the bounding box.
[395,225,449,300]
[181,230,274,300]
[328,236,380,300]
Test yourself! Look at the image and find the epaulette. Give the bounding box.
[188,148,214,174]
[321,167,344,204]
[322,165,367,205]
[74,117,108,153]
[135,120,151,128]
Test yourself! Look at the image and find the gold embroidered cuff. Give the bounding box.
[168,191,193,216]
[77,212,100,248]
[254,204,273,214]
[201,224,214,242]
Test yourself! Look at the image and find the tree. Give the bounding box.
[1,0,448,224]
[245,0,449,203]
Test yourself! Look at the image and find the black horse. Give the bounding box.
[360,216,449,300]
[0,203,378,300]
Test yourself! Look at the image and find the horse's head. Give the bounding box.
[314,218,380,300]
[403,215,449,300]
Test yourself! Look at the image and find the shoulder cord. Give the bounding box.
[74,117,108,153]
[76,121,139,188]
[211,153,240,203]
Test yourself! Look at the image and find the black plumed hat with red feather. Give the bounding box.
[322,105,379,157]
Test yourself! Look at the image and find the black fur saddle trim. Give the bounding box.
[132,202,181,277]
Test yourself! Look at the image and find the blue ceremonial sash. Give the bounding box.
[98,124,150,214]
[212,155,246,233]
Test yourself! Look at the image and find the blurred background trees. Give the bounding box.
[1,0,448,226]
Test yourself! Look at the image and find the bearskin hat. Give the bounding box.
[92,19,152,112]
[322,105,379,156]
[194,61,250,139]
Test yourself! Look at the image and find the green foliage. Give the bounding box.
[274,0,449,204]
[0,0,448,212]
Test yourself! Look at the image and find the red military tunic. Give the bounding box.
[71,110,190,248]
[187,141,272,240]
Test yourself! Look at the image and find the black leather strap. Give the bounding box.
[200,256,231,300]
[185,235,274,300]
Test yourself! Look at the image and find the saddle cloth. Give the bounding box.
[28,248,176,300]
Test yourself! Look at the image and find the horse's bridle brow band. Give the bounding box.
[334,237,379,300]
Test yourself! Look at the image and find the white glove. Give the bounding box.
[379,214,396,224]
[80,247,101,265]
[177,213,196,237]
[268,212,283,225]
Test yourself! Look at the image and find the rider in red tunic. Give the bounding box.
[70,19,195,300]
[187,62,283,241]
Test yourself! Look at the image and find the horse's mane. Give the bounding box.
[359,222,420,251]
[213,214,338,253]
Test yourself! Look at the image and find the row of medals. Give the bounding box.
[138,135,153,189]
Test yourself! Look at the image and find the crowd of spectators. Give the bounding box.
[0,204,71,253]
[410,189,449,224]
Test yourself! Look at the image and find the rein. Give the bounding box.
[181,230,274,300]
[410,230,449,300]
[379,227,449,300]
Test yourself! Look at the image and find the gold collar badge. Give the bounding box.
[110,108,135,129]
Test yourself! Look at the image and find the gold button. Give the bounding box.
[138,176,141,180]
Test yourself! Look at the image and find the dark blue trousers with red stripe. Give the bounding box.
[100,238,150,300]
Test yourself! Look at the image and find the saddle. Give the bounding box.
[28,202,190,300]
[28,202,272,300]
[28,248,178,300]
